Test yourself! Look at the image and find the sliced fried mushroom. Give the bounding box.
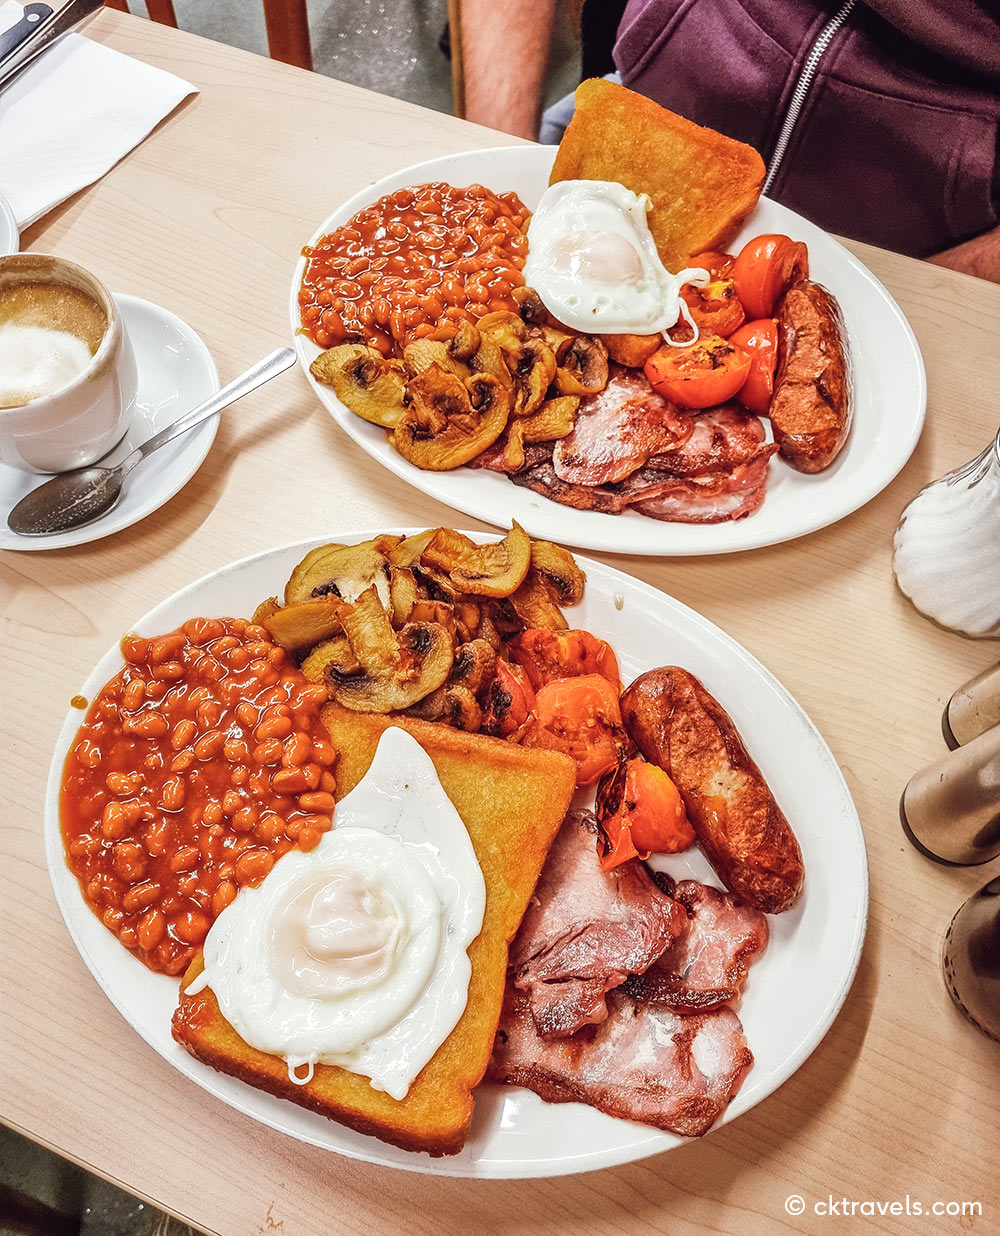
[477,311,526,353]
[509,339,557,416]
[387,529,437,568]
[339,586,399,674]
[450,639,497,695]
[478,314,558,410]
[328,585,454,712]
[404,685,447,722]
[413,562,459,602]
[284,541,391,607]
[453,599,481,642]
[521,395,579,442]
[501,419,526,472]
[528,323,575,363]
[251,596,281,626]
[406,683,482,731]
[447,320,482,361]
[300,636,359,682]
[475,603,502,648]
[310,345,408,428]
[394,365,509,470]
[408,598,460,643]
[388,566,418,627]
[509,568,569,631]
[448,522,532,597]
[405,631,495,727]
[262,598,349,652]
[555,335,609,396]
[530,540,586,605]
[493,597,528,638]
[466,333,512,388]
[373,534,403,557]
[422,527,479,572]
[406,322,506,390]
[403,339,470,381]
[284,543,347,598]
[512,286,548,326]
[440,685,483,730]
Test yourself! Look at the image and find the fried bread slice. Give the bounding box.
[550,78,765,271]
[172,704,576,1156]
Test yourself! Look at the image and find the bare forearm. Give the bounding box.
[928,223,1000,284]
[458,0,558,139]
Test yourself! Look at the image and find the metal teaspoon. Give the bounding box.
[7,346,297,536]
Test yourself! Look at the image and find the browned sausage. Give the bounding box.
[620,667,804,913]
[769,279,851,473]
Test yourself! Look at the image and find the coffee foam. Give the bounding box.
[0,280,108,408]
[0,323,96,408]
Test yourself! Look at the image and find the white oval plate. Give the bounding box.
[290,146,926,556]
[0,295,219,551]
[46,532,868,1178]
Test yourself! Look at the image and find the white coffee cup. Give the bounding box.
[0,254,138,473]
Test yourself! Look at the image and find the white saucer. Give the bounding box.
[0,294,219,551]
[0,188,17,254]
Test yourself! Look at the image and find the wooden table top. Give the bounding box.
[3,11,998,1234]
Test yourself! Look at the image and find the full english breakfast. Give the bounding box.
[60,528,805,1155]
[297,83,852,524]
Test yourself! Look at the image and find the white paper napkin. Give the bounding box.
[0,1,196,228]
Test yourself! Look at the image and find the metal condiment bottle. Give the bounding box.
[900,724,1000,865]
[944,662,1000,748]
[943,875,1000,1042]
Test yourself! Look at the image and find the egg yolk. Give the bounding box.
[271,869,402,999]
[551,229,645,285]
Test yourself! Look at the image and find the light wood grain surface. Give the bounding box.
[2,11,999,1235]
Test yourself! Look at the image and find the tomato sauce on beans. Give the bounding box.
[298,181,530,355]
[60,617,337,976]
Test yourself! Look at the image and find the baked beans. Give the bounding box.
[60,616,336,976]
[298,181,530,355]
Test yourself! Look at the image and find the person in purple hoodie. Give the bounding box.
[458,0,1000,280]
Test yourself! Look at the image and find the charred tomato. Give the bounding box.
[731,234,808,320]
[729,318,779,417]
[480,660,535,737]
[521,674,625,786]
[644,333,752,409]
[511,628,620,691]
[595,757,694,871]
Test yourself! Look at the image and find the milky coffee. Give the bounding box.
[0,280,108,408]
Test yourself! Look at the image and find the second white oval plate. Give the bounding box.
[46,533,868,1177]
[290,146,925,556]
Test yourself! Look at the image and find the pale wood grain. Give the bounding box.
[2,12,999,1236]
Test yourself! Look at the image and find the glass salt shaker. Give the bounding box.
[892,427,1000,637]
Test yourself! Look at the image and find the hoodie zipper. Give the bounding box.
[762,0,858,196]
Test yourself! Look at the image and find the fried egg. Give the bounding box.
[523,180,708,335]
[187,727,486,1100]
